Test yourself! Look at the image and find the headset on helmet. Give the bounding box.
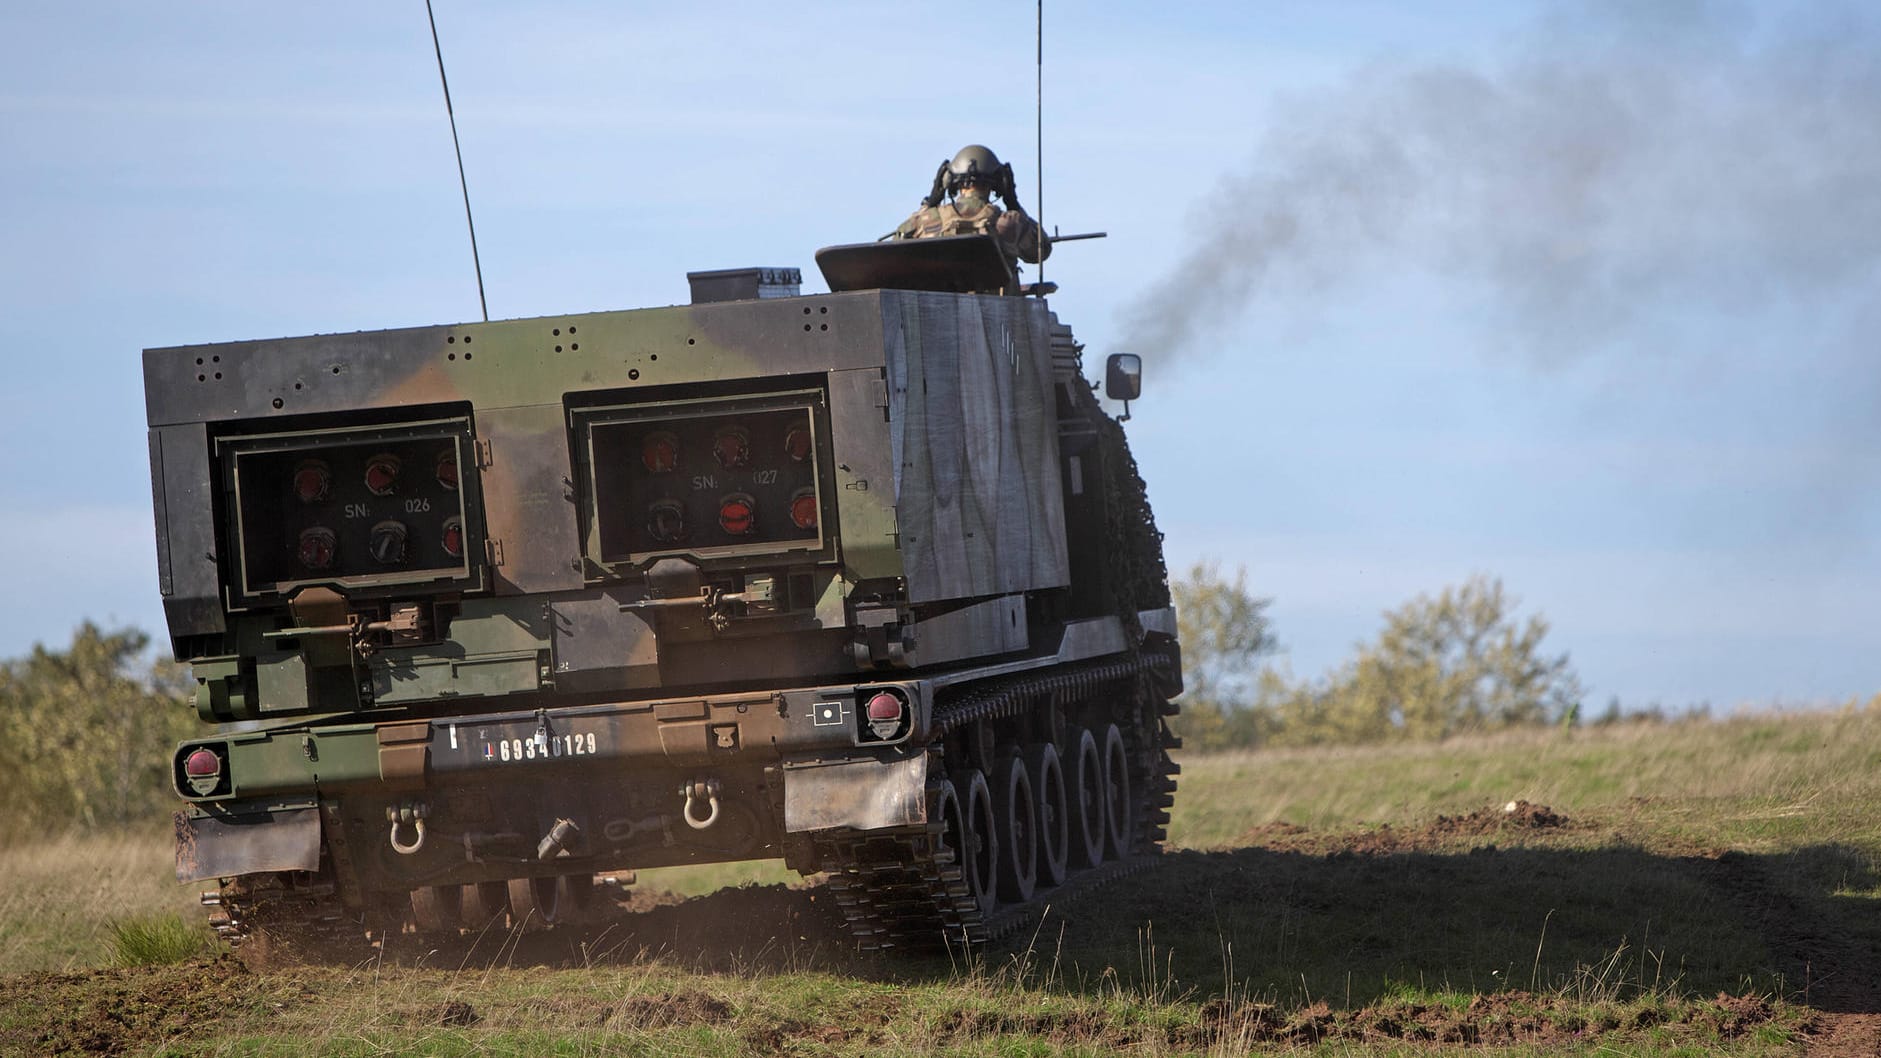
[922,144,1021,210]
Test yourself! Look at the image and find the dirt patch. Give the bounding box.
[1233,819,1321,850]
[0,957,260,1056]
[933,1005,1143,1050]
[1181,990,1782,1049]
[335,880,861,974]
[435,999,479,1026]
[1434,800,1570,834]
[1242,802,1579,856]
[740,1015,860,1053]
[1806,1012,1881,1057]
[614,882,851,958]
[607,989,736,1029]
[0,955,1802,1055]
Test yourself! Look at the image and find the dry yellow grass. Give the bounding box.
[0,830,199,972]
[4,713,1873,1055]
[1171,709,1881,855]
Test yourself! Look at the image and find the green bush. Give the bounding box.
[108,912,216,966]
[0,623,197,841]
[1171,569,1585,748]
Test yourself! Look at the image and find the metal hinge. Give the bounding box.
[485,539,505,567]
[473,438,493,468]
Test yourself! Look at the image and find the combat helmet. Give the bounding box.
[945,145,1002,193]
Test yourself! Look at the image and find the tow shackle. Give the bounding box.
[679,778,721,831]
[386,801,429,855]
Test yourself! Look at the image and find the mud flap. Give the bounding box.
[783,753,928,833]
[175,805,322,884]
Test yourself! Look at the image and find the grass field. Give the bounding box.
[3,709,1878,1055]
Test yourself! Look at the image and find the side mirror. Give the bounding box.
[1104,353,1142,402]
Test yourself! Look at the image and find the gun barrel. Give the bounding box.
[1047,231,1107,244]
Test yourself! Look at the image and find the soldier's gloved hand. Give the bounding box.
[998,165,1023,211]
[923,162,949,208]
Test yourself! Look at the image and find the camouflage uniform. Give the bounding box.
[894,191,1051,265]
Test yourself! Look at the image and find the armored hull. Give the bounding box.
[147,240,1180,949]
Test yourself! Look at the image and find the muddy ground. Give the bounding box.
[4,804,1876,1056]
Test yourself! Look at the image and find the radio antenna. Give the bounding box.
[1035,0,1044,286]
[425,0,489,322]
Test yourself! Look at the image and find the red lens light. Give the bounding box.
[712,426,750,469]
[441,515,464,559]
[435,450,459,490]
[642,432,680,474]
[784,424,812,463]
[297,527,337,570]
[364,453,401,496]
[184,748,221,777]
[292,460,331,504]
[718,494,755,535]
[866,692,904,721]
[789,490,818,531]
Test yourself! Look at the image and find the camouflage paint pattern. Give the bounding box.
[146,277,1159,895]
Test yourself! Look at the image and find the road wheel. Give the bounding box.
[992,753,1037,904]
[959,769,998,915]
[556,874,597,924]
[933,778,965,872]
[1065,727,1106,869]
[460,882,508,930]
[1101,722,1135,860]
[507,875,561,929]
[409,885,461,933]
[1026,742,1069,887]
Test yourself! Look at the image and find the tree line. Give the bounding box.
[1169,563,1588,750]
[0,624,195,843]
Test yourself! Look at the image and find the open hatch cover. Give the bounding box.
[814,234,1017,294]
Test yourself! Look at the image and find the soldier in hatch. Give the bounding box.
[891,145,1051,267]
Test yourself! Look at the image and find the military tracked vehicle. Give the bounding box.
[146,233,1180,951]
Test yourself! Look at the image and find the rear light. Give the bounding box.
[297,527,337,570]
[435,450,459,490]
[865,690,908,741]
[718,493,756,535]
[182,746,223,797]
[364,453,401,496]
[441,515,464,558]
[789,488,818,531]
[866,692,903,720]
[292,459,331,504]
[783,423,812,463]
[642,431,680,474]
[712,426,751,469]
[647,500,687,543]
[369,520,408,564]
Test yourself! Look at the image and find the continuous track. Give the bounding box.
[818,651,1179,950]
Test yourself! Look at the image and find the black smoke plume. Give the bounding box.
[1119,0,1881,367]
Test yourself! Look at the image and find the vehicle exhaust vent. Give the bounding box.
[687,267,802,304]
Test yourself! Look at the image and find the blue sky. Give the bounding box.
[1,1,1873,709]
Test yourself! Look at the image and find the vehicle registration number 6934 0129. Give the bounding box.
[482,731,598,763]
